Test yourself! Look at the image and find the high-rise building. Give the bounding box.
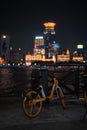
[33,36,45,55]
[9,48,23,64]
[43,22,56,58]
[0,34,11,63]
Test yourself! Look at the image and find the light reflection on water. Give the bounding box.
[0,68,31,96]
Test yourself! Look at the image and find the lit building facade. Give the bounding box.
[43,22,57,59]
[0,57,4,64]
[25,53,56,66]
[33,36,45,55]
[72,43,84,62]
[57,49,70,62]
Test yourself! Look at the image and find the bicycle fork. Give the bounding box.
[56,85,66,108]
[39,85,46,97]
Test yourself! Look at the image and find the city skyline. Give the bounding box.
[0,1,87,54]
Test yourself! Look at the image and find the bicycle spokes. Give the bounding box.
[23,91,43,118]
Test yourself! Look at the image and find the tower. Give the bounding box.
[43,22,56,58]
[0,34,11,63]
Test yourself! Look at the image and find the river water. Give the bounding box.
[0,67,32,97]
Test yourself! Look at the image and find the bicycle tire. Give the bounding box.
[23,90,43,118]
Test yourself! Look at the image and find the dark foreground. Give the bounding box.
[0,96,87,130]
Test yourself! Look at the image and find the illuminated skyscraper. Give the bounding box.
[33,36,45,55]
[43,22,57,58]
[0,34,11,63]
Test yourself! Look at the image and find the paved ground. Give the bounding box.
[0,96,87,130]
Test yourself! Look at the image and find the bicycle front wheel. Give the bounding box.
[23,90,42,118]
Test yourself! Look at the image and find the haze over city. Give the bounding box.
[0,1,87,54]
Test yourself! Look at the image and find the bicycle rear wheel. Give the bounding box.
[23,90,42,118]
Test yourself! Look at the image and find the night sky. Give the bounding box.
[0,1,87,54]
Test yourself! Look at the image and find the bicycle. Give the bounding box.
[22,72,66,118]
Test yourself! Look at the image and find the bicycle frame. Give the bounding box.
[47,77,64,99]
[23,76,65,118]
[27,77,64,103]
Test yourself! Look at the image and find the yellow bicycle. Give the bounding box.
[22,74,66,118]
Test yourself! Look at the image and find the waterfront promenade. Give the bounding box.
[0,96,87,130]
